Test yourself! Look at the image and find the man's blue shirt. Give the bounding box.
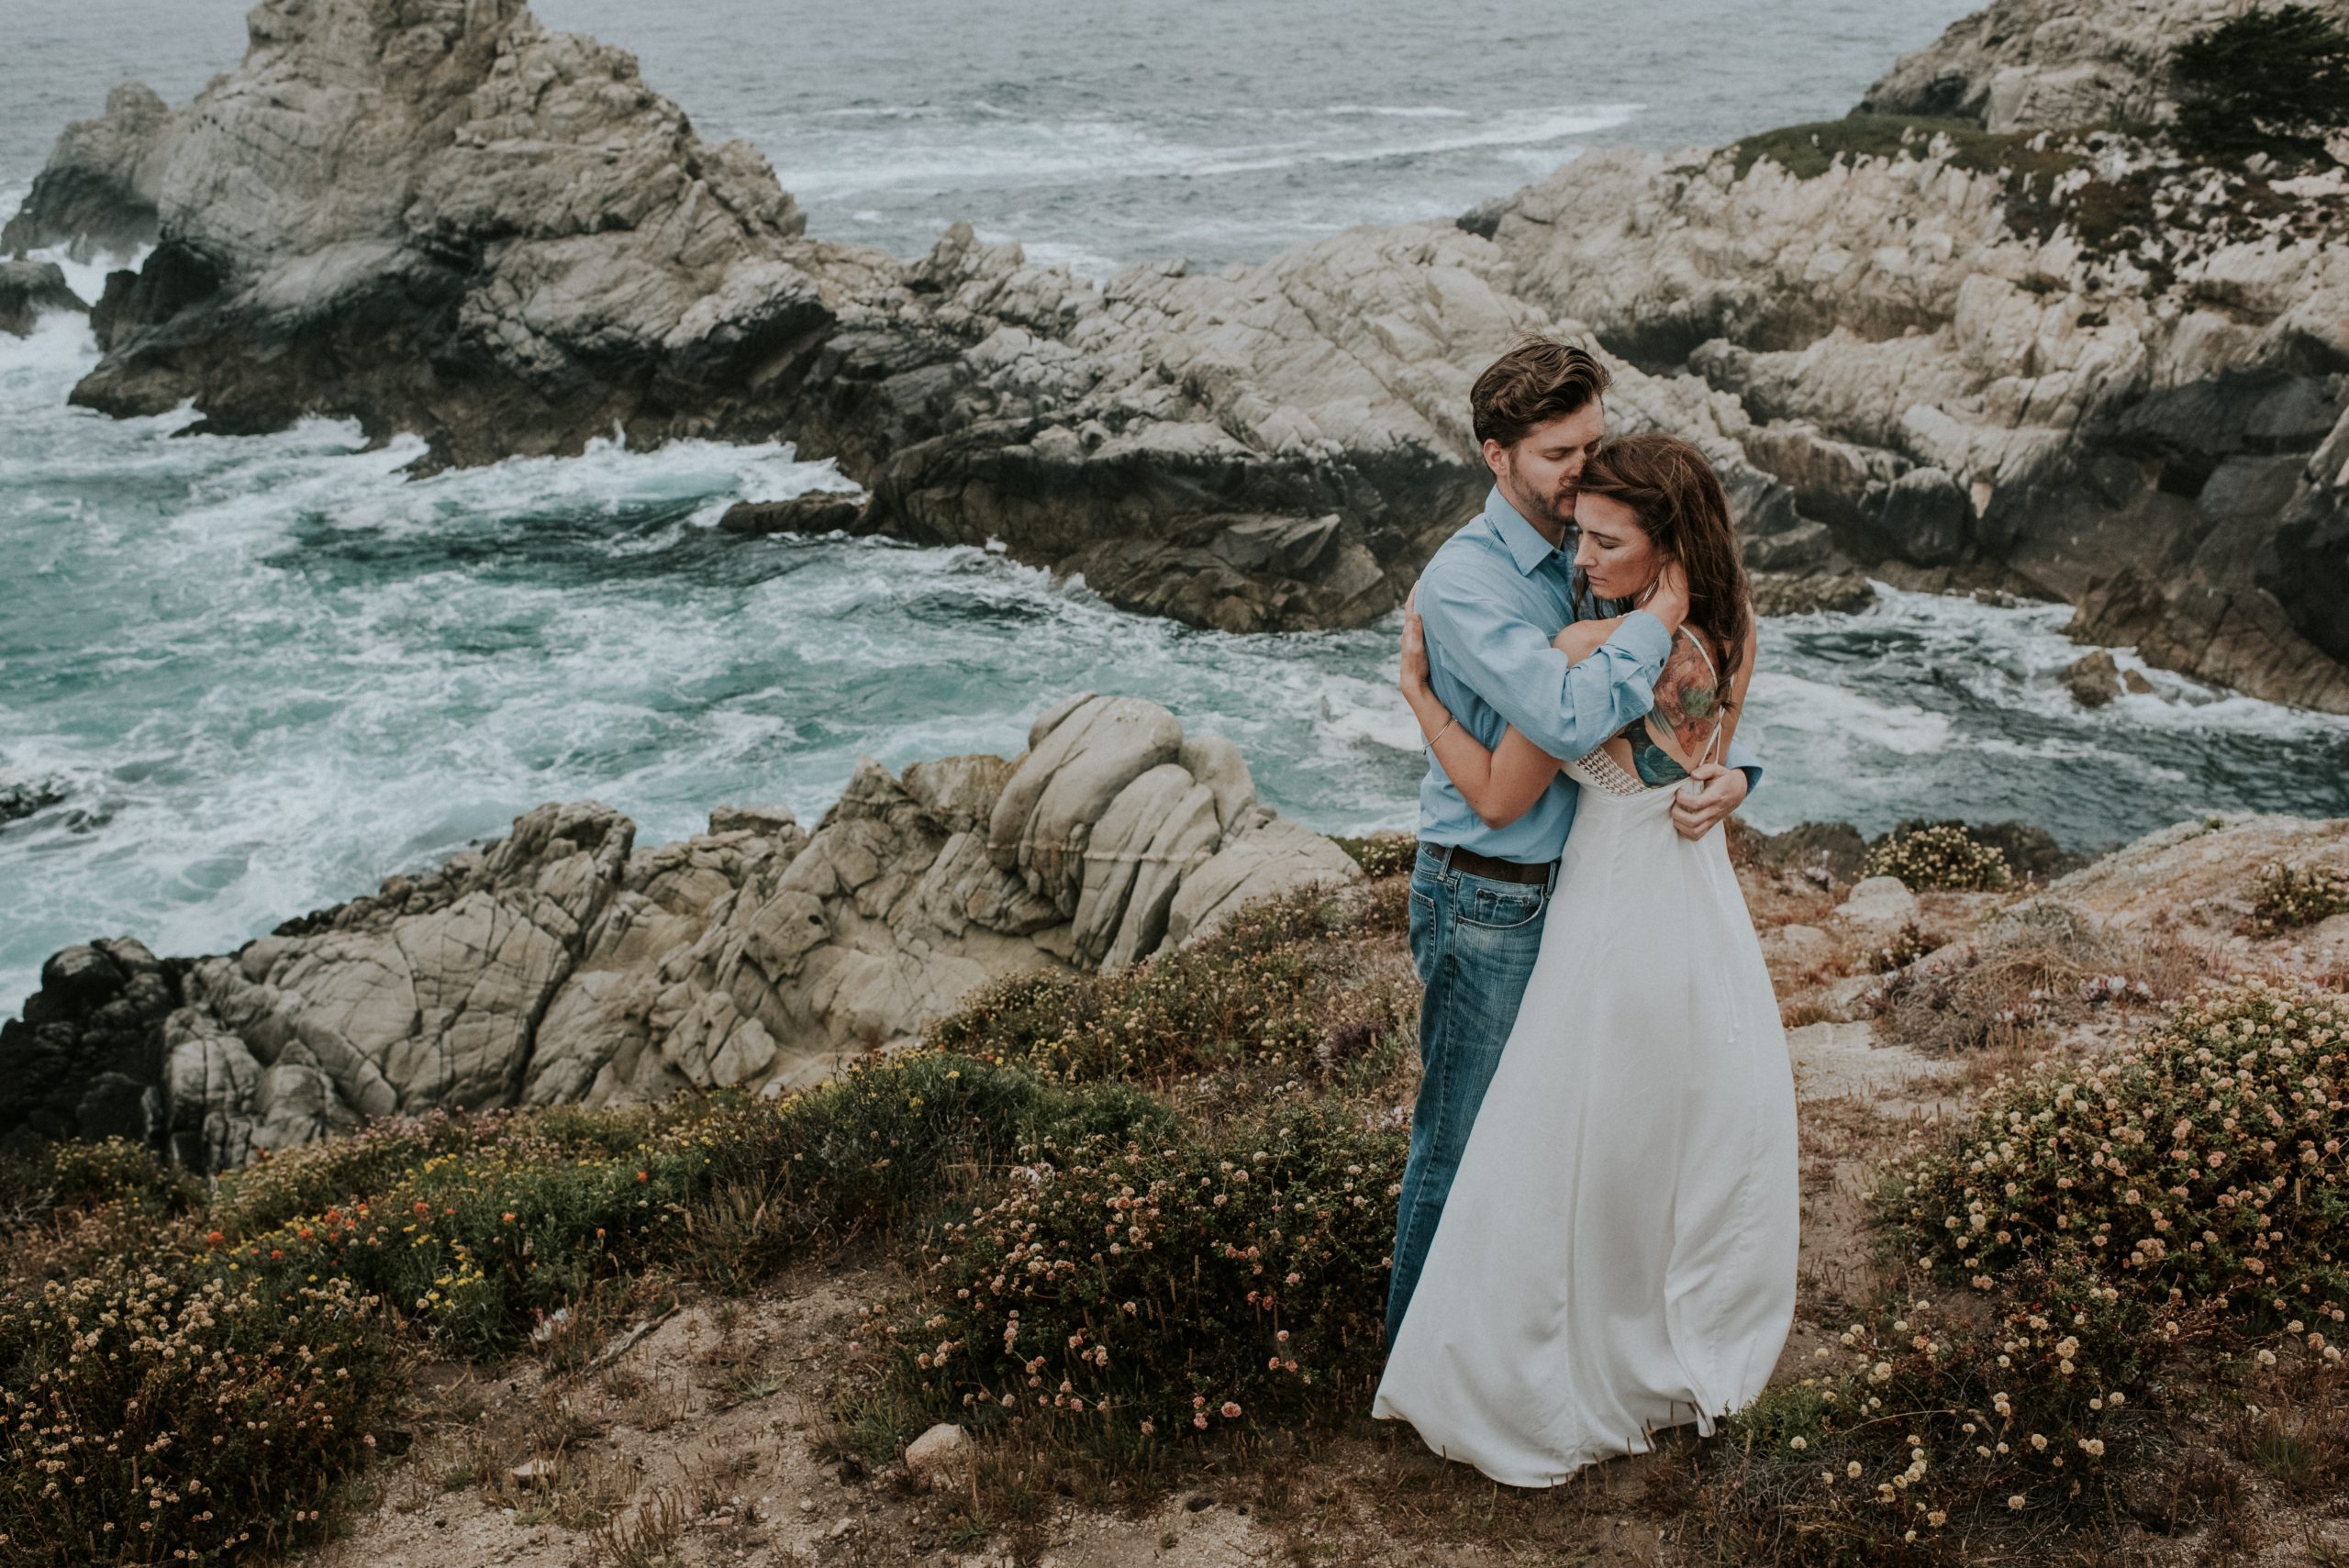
[1414,486,1764,862]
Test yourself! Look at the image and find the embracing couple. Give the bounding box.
[1370,339,1799,1485]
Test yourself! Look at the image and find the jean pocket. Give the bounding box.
[1407,887,1439,982]
[1454,881,1545,930]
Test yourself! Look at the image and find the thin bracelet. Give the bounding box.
[1431,715,1457,747]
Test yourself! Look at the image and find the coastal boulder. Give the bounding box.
[158,802,636,1142]
[1166,816,1364,946]
[0,939,183,1153]
[49,0,831,466]
[1,699,1369,1167]
[0,80,178,258]
[0,261,89,337]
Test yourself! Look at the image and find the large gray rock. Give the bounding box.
[1485,116,2349,711]
[164,802,636,1140]
[50,0,829,468]
[24,0,2342,707]
[989,695,1186,913]
[21,698,1365,1163]
[0,261,89,337]
[0,81,178,258]
[1857,0,2349,132]
[1165,816,1364,946]
[5,15,1799,638]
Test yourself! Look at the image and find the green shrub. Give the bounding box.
[2172,5,2349,161]
[1883,980,2349,1333]
[0,1257,402,1564]
[1707,1271,2153,1563]
[198,1053,1165,1351]
[1729,116,2009,181]
[1703,981,2349,1562]
[0,1048,1184,1563]
[927,887,1410,1086]
[1331,832,1418,879]
[1861,825,2012,892]
[2246,860,2349,932]
[857,1100,1403,1454]
[211,1112,495,1236]
[0,1136,201,1229]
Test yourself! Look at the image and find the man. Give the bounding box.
[1383,338,1762,1341]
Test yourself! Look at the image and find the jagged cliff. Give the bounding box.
[6,0,2346,703]
[0,696,1361,1170]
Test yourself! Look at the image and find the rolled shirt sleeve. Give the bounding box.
[1415,562,1673,762]
[1725,730,1764,793]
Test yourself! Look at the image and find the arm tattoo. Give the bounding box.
[1652,637,1726,758]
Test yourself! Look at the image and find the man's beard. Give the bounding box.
[1505,460,1575,533]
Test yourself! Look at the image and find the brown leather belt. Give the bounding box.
[1436,844,1555,885]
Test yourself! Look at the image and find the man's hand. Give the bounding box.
[1643,558,1690,633]
[1670,762,1746,840]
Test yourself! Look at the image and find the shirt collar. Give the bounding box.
[1485,485,1568,578]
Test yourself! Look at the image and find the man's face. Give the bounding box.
[1483,401,1606,543]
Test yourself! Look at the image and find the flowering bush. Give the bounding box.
[0,1046,1176,1563]
[1861,825,2013,892]
[2246,860,2349,932]
[927,887,1410,1085]
[198,1052,1163,1351]
[0,1251,402,1564]
[1333,832,1418,880]
[1709,1273,2152,1562]
[0,1136,200,1231]
[1706,980,2349,1562]
[859,1100,1402,1451]
[1886,981,2349,1331]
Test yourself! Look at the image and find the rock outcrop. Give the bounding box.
[1857,0,2349,133]
[1,81,179,259]
[0,697,1362,1170]
[11,0,2349,705]
[1482,113,2349,709]
[5,0,1797,638]
[0,261,88,336]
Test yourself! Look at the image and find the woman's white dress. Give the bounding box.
[1371,742,1799,1486]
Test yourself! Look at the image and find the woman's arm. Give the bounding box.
[1401,606,1570,828]
[1714,615,1759,761]
[1552,614,1627,666]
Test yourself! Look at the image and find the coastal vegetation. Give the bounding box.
[6,819,2347,1565]
[2171,5,2349,161]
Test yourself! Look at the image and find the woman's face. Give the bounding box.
[1571,492,1663,601]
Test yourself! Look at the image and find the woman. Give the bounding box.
[1371,433,1798,1486]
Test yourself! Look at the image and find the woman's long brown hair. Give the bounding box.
[1573,433,1751,713]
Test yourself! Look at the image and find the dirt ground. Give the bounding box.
[300,820,2349,1568]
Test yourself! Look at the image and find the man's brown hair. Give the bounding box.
[1470,338,1613,449]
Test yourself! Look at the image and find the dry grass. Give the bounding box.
[1868,901,2207,1056]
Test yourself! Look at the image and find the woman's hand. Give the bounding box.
[1399,588,1432,695]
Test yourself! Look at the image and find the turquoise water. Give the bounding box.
[6,1,2349,1019]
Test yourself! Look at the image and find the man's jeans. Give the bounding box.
[1384,843,1555,1341]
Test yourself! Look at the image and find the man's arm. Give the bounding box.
[1415,562,1672,762]
[1724,732,1764,794]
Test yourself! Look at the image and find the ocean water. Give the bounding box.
[6,0,2349,1019]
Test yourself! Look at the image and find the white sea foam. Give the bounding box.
[780,103,1640,200]
[6,1,2344,1026]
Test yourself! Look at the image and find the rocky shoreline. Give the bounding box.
[4,0,2344,701]
[0,695,1362,1171]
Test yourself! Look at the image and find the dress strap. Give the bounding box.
[1675,628,1728,771]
